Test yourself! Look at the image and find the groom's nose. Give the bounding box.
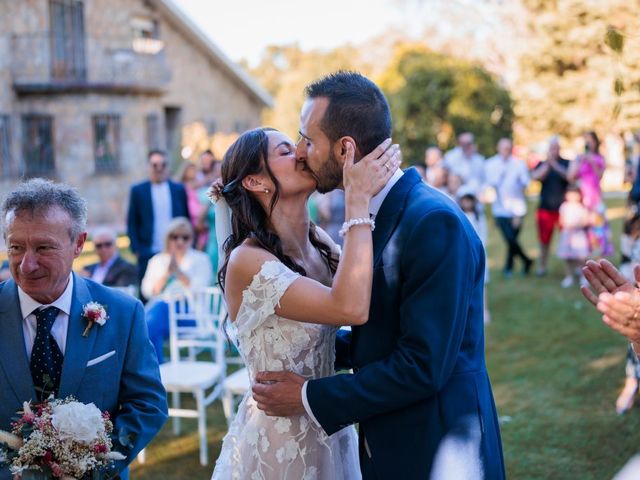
[295,138,306,158]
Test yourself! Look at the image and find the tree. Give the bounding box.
[515,0,640,143]
[249,44,370,139]
[378,44,514,163]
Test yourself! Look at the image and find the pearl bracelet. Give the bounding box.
[338,217,375,238]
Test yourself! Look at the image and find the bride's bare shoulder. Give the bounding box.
[226,242,279,287]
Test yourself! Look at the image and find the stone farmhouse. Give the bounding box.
[0,0,272,225]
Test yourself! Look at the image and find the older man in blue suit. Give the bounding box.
[0,179,167,480]
[253,72,505,479]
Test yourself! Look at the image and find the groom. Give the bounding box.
[253,72,505,479]
[0,179,167,480]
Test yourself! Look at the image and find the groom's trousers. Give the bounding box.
[359,428,378,479]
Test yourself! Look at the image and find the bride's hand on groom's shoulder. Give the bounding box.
[252,371,306,417]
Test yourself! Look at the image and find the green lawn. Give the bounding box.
[131,197,640,480]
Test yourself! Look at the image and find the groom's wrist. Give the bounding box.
[301,380,322,429]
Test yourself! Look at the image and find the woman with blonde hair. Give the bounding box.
[141,216,212,362]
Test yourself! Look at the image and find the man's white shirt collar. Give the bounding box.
[18,273,74,319]
[369,168,404,218]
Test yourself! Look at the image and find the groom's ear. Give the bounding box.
[335,136,360,163]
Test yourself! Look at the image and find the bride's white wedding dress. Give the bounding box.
[211,261,361,480]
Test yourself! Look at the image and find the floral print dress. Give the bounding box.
[211,261,361,480]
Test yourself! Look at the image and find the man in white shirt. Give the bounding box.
[485,137,533,277]
[443,132,486,196]
[126,150,189,299]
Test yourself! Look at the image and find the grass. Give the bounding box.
[130,197,640,480]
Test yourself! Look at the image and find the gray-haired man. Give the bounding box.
[0,178,167,480]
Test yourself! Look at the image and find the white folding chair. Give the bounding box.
[158,287,226,466]
[218,306,251,425]
[222,366,250,425]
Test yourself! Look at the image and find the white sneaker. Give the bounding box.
[561,276,574,288]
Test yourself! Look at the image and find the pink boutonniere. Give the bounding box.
[82,302,109,337]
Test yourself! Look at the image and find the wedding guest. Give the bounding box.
[178,161,203,234]
[485,138,533,277]
[614,342,640,415]
[141,217,212,363]
[317,190,346,246]
[557,186,590,288]
[443,132,485,196]
[196,149,217,188]
[196,158,222,269]
[567,131,614,258]
[0,179,167,480]
[126,150,189,294]
[611,213,640,414]
[457,188,491,323]
[582,259,640,351]
[80,226,137,288]
[425,163,449,194]
[424,146,444,185]
[414,163,427,182]
[531,136,570,276]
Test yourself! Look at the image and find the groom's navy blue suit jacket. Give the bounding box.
[307,169,505,479]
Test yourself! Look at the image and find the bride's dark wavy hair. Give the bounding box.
[216,127,338,290]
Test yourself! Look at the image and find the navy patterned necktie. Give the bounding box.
[30,306,63,401]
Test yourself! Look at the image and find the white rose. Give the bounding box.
[51,402,105,444]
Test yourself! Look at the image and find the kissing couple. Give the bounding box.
[210,71,505,480]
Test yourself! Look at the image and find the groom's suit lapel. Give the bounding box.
[59,274,98,398]
[0,279,37,403]
[372,168,422,265]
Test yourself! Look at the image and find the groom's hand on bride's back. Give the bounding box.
[252,371,306,416]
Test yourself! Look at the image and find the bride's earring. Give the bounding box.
[264,188,270,194]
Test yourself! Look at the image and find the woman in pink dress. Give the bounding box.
[567,131,614,258]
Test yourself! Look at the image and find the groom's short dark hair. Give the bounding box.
[305,71,392,158]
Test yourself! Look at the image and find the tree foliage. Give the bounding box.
[378,44,513,162]
[248,44,372,139]
[515,0,640,142]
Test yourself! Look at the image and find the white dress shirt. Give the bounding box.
[151,181,173,253]
[443,147,486,195]
[301,167,404,428]
[90,254,118,284]
[19,273,74,359]
[484,154,530,218]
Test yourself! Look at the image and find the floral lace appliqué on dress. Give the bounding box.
[212,261,360,480]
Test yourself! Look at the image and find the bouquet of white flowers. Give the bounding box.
[0,396,125,480]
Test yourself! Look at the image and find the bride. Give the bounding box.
[210,126,399,479]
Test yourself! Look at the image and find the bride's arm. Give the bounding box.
[225,140,400,327]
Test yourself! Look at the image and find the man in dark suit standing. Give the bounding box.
[80,226,137,288]
[126,150,189,294]
[253,72,505,479]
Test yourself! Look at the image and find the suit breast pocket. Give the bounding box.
[79,351,120,407]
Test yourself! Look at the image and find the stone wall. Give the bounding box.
[0,0,267,232]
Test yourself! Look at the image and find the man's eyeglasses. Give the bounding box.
[94,241,114,249]
[150,162,167,170]
[169,234,191,242]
